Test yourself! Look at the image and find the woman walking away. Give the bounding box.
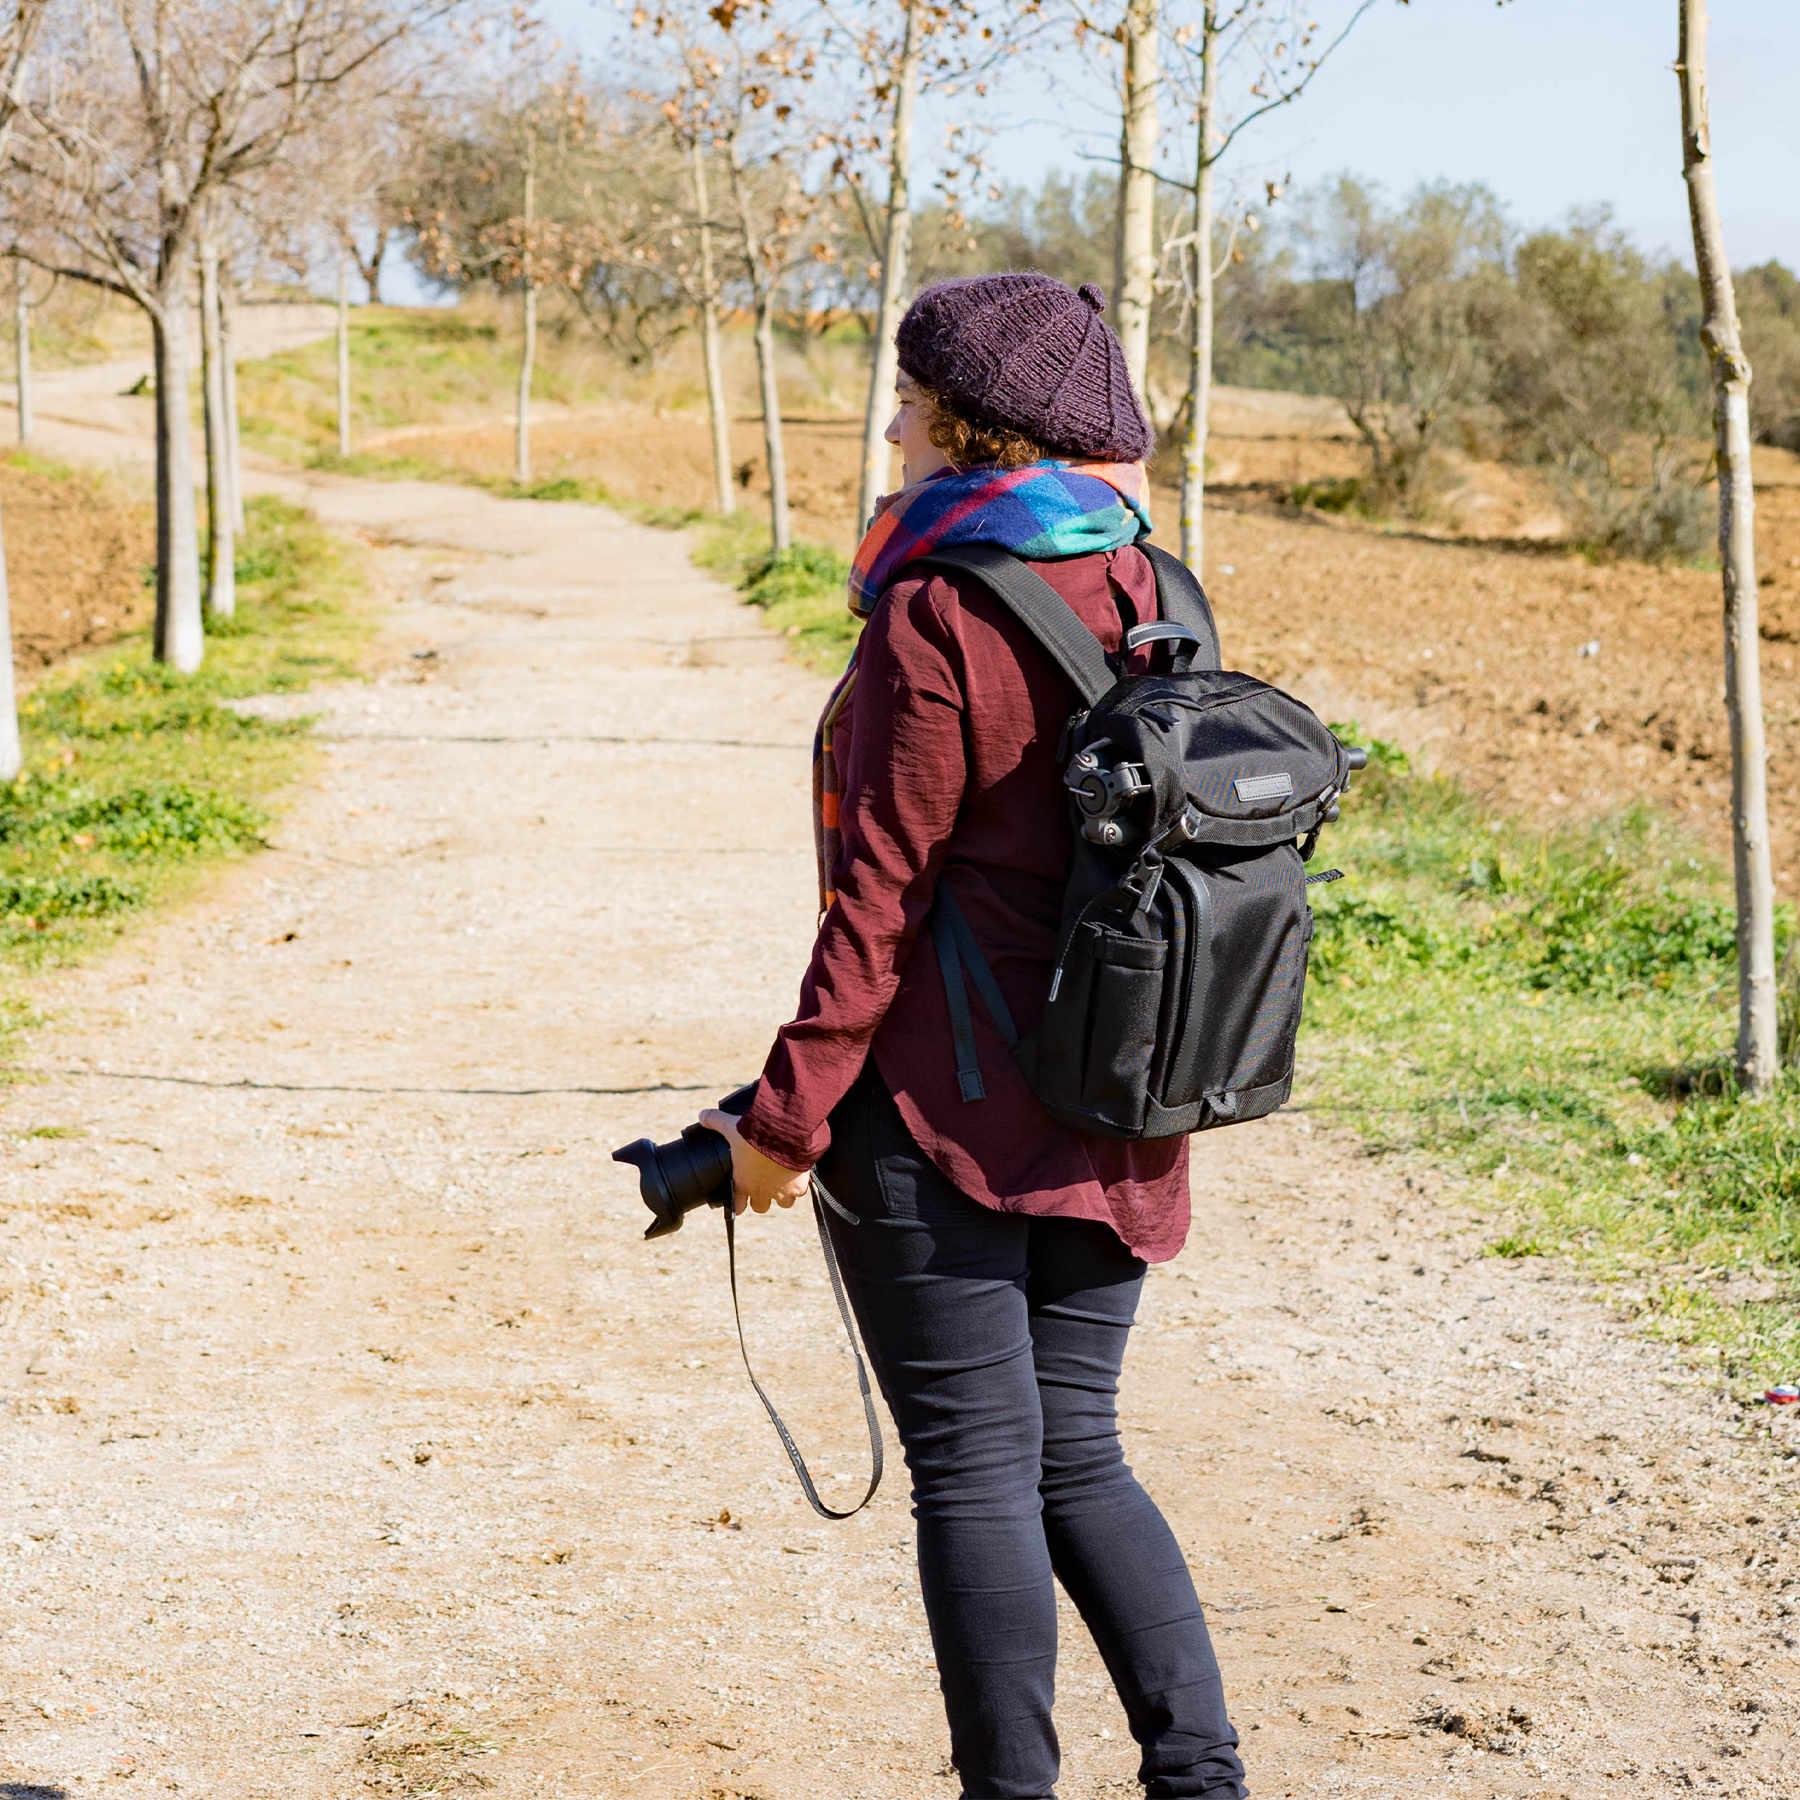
[699,272,1248,1800]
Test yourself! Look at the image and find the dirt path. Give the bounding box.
[18,301,335,464]
[2,372,1798,1798]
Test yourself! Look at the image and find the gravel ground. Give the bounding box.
[2,372,1797,1798]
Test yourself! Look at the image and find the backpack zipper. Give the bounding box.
[1124,688,1257,725]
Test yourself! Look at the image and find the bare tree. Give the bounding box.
[514,124,536,483]
[630,67,736,514]
[328,105,423,302]
[220,275,245,531]
[198,221,235,618]
[1677,0,1779,1092]
[689,18,824,553]
[727,121,804,551]
[407,41,607,491]
[835,0,1014,530]
[0,0,53,782]
[637,3,827,551]
[1114,0,1159,393]
[853,0,922,528]
[336,256,354,456]
[689,134,734,515]
[9,255,47,445]
[13,0,469,670]
[1169,0,1377,568]
[204,183,256,533]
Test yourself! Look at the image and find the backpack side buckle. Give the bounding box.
[1118,855,1164,916]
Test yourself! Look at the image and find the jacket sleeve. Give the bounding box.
[738,575,967,1170]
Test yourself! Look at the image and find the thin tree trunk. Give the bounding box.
[336,259,352,459]
[856,0,922,529]
[727,132,791,552]
[150,299,204,672]
[1114,0,1160,400]
[515,132,536,487]
[146,6,203,671]
[220,278,245,534]
[753,291,790,553]
[0,7,47,776]
[365,226,388,305]
[691,140,734,516]
[516,278,536,486]
[1179,3,1217,571]
[1678,0,1778,1092]
[13,273,29,446]
[199,235,234,620]
[0,496,18,781]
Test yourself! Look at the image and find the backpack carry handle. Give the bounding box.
[1120,619,1205,673]
[1138,542,1222,670]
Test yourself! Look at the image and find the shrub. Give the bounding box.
[521,476,587,502]
[1288,476,1364,515]
[0,872,141,923]
[1556,459,1715,565]
[1525,863,1741,995]
[34,783,267,857]
[1309,894,1446,979]
[742,542,850,612]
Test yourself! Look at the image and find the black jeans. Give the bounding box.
[818,1065,1247,1800]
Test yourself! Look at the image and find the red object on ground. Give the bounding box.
[1764,1386,1799,1405]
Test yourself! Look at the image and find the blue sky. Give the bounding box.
[546,0,1796,269]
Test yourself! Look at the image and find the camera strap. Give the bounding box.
[723,1179,884,1520]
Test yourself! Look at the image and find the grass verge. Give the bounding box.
[689,513,858,670]
[1301,734,1798,1383]
[0,495,373,1058]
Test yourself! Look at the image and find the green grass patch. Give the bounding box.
[692,515,859,670]
[1301,727,1800,1381]
[0,495,372,1047]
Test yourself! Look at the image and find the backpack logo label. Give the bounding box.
[1233,771,1294,803]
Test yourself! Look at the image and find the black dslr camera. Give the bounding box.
[613,1082,757,1240]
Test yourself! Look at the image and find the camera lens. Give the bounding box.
[615,1082,759,1240]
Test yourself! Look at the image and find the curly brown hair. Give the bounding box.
[916,384,1054,469]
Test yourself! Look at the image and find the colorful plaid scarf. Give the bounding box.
[813,460,1152,913]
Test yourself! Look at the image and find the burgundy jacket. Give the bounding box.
[738,542,1190,1264]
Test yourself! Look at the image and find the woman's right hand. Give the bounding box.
[698,1109,813,1216]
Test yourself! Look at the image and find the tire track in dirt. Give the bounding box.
[1,408,1796,1796]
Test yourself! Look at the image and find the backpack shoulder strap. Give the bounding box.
[915,541,1112,706]
[1138,541,1223,670]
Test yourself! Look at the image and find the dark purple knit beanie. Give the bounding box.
[894,272,1152,463]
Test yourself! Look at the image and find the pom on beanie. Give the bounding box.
[895,272,1152,463]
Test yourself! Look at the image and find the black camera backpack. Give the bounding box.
[916,540,1361,1141]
